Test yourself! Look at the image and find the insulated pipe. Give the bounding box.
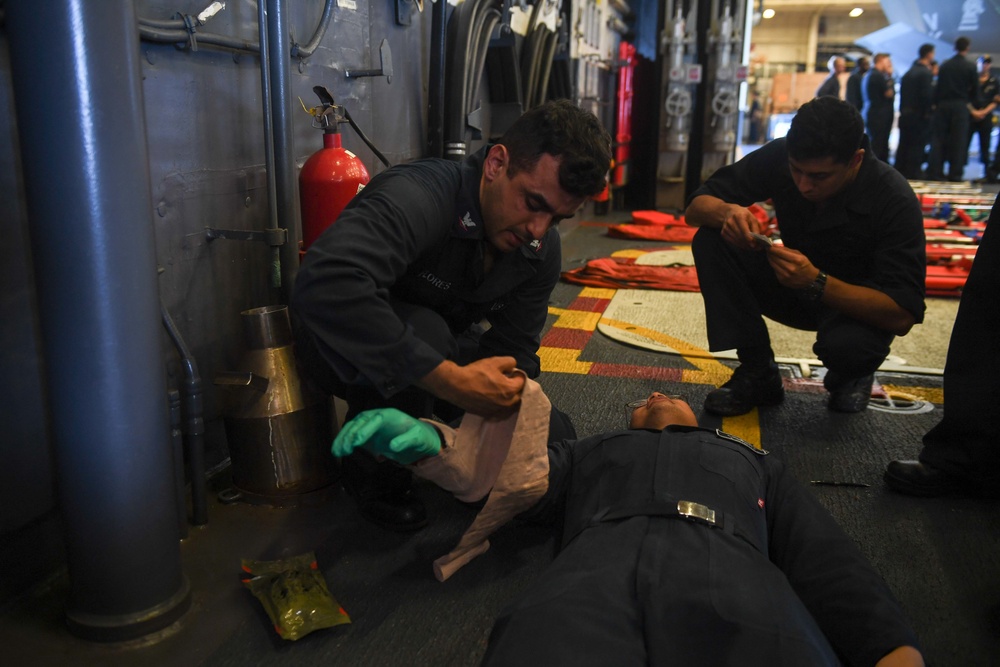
[266,0,299,299]
[136,0,337,58]
[6,0,190,641]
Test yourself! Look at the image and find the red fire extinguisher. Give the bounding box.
[298,87,371,252]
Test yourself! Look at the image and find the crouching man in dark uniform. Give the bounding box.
[332,388,924,666]
[291,100,611,530]
[685,96,925,417]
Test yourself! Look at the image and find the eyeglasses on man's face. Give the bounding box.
[624,394,685,428]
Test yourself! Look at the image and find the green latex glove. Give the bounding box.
[331,408,441,465]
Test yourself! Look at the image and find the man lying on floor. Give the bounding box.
[332,380,924,667]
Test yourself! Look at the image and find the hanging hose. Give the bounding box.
[466,7,501,116]
[343,107,392,168]
[535,28,559,107]
[444,0,502,160]
[520,1,544,107]
[161,304,208,527]
[444,0,477,158]
[293,0,336,58]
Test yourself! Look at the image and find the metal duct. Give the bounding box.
[5,0,190,641]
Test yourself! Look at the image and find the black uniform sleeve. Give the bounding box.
[515,436,575,526]
[866,70,886,104]
[917,69,934,113]
[816,76,840,99]
[476,232,562,378]
[291,167,456,397]
[765,458,920,665]
[688,138,789,207]
[867,170,927,322]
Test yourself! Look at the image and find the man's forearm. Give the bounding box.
[874,646,924,667]
[415,357,524,416]
[685,194,732,229]
[821,274,917,336]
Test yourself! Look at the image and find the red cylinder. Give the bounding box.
[298,132,371,251]
[613,41,636,188]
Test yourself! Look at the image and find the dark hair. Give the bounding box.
[500,99,612,198]
[955,36,971,52]
[786,96,864,164]
[919,43,935,59]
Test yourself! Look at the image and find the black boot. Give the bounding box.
[824,371,874,413]
[340,452,428,531]
[704,364,784,416]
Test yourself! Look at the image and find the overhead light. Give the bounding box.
[849,7,864,17]
[762,8,775,19]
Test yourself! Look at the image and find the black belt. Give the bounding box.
[582,499,764,554]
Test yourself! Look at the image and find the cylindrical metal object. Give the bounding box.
[6,0,189,641]
[218,306,336,503]
[266,0,301,298]
[299,131,370,251]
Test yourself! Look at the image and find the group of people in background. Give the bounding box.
[823,37,1000,182]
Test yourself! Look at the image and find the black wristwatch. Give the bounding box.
[801,270,828,301]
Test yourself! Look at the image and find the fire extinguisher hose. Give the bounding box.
[342,107,392,168]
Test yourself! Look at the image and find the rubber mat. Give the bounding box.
[596,249,959,374]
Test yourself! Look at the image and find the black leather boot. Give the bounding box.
[704,364,784,416]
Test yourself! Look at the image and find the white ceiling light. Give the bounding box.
[762,8,775,19]
[849,7,864,17]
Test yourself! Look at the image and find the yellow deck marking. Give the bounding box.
[598,317,761,448]
[547,307,603,331]
[539,347,594,374]
[599,317,730,376]
[579,287,617,300]
[881,385,944,404]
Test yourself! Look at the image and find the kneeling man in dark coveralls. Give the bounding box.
[292,100,611,530]
[332,387,924,666]
[685,96,926,417]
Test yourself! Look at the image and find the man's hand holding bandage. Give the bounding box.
[332,409,441,465]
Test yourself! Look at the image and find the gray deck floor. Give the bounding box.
[4,216,999,667]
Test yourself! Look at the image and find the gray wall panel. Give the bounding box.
[0,0,430,573]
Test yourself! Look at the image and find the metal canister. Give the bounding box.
[216,305,336,504]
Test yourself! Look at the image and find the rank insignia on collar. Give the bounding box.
[716,429,769,455]
[458,211,477,231]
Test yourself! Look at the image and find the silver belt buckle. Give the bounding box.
[677,500,716,525]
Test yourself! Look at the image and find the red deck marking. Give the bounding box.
[541,328,594,349]
[567,296,612,313]
[587,363,686,381]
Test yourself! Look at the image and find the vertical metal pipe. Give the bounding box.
[6,0,190,641]
[428,0,447,157]
[267,0,299,301]
[162,305,208,526]
[168,389,189,540]
[257,0,281,293]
